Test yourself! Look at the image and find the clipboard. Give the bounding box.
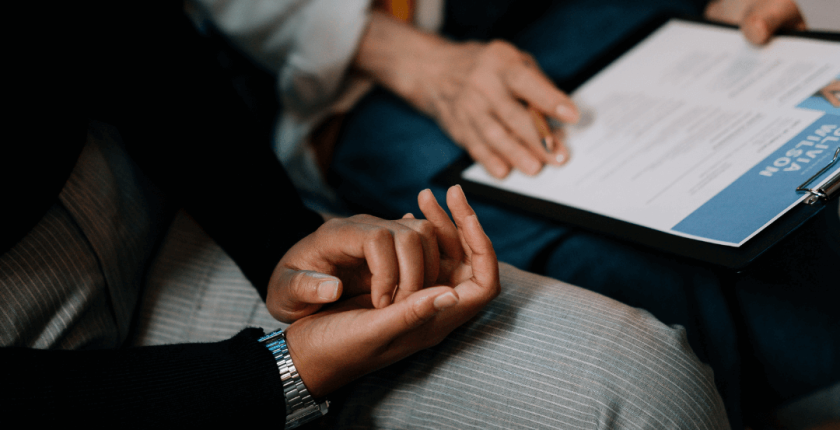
[437,15,840,270]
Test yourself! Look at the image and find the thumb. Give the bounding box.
[374,287,459,338]
[742,0,803,44]
[268,268,343,323]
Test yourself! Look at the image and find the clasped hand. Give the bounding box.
[266,186,500,398]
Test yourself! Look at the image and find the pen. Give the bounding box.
[528,106,554,153]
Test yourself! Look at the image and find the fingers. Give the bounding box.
[446,185,498,262]
[704,0,750,24]
[342,214,440,306]
[268,268,342,323]
[361,226,402,308]
[395,215,441,293]
[479,83,556,172]
[446,184,477,225]
[282,284,461,400]
[459,212,500,296]
[281,217,423,310]
[484,42,577,170]
[497,44,579,125]
[704,0,804,44]
[279,189,496,400]
[530,106,570,166]
[417,188,462,259]
[820,80,840,108]
[482,92,568,170]
[470,102,545,176]
[440,41,579,178]
[449,111,512,178]
[374,286,460,338]
[445,184,476,259]
[551,126,570,165]
[445,185,500,299]
[822,88,840,108]
[742,0,804,44]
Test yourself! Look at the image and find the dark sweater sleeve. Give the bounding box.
[98,1,324,298]
[6,1,323,297]
[2,329,287,426]
[2,2,316,426]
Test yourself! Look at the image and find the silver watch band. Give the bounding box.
[259,329,329,428]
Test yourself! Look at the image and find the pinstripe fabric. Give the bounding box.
[335,272,729,429]
[0,202,115,349]
[1,120,729,427]
[132,212,730,429]
[130,210,282,346]
[0,122,163,349]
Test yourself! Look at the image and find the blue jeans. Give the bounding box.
[331,1,839,427]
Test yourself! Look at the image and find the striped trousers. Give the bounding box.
[1,122,729,429]
[134,211,730,429]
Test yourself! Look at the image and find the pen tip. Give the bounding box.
[542,137,555,153]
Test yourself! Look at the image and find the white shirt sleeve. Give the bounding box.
[188,0,447,198]
[189,0,373,114]
[794,0,840,32]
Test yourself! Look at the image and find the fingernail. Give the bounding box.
[556,105,579,123]
[433,292,458,311]
[490,165,508,178]
[523,158,542,175]
[317,279,339,300]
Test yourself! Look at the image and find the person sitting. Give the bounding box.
[187,0,840,428]
[0,2,728,428]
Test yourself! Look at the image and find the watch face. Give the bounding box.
[286,402,329,429]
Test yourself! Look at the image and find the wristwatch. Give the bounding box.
[259,329,329,428]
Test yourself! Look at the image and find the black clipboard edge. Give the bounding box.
[436,154,827,270]
[435,15,837,270]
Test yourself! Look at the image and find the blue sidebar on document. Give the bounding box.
[673,114,840,245]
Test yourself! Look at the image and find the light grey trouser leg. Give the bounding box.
[133,212,730,430]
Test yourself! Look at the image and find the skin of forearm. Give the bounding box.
[352,11,453,115]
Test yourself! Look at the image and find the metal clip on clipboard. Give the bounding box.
[797,147,840,205]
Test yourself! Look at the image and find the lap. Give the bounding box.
[334,263,728,429]
[132,210,728,429]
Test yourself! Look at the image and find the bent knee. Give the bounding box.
[590,309,730,429]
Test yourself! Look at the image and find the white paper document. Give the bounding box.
[463,20,840,247]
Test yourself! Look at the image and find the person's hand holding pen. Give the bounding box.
[354,11,579,179]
